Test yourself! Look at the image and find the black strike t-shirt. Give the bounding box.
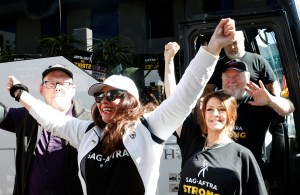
[235,94,284,169]
[175,112,206,168]
[178,143,267,195]
[84,138,145,195]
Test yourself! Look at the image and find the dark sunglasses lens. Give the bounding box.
[106,90,122,101]
[94,90,125,103]
[94,93,104,103]
[95,96,102,103]
[106,94,116,102]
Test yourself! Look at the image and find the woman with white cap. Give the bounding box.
[6,18,235,195]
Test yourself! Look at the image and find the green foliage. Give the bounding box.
[0,48,16,62]
[91,37,134,69]
[37,35,134,75]
[37,34,85,59]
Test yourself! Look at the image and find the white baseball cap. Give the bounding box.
[88,75,139,100]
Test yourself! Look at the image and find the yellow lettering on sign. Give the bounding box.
[75,62,92,70]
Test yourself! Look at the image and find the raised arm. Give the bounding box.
[148,18,236,140]
[163,42,184,136]
[164,42,179,98]
[245,80,295,116]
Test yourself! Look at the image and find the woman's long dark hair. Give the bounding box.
[92,93,144,155]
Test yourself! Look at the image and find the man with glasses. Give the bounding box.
[0,64,91,195]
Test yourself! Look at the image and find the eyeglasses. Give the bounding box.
[43,80,73,90]
[94,90,126,103]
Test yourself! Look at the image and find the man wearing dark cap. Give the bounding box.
[204,30,281,97]
[221,59,250,99]
[221,59,294,183]
[0,64,91,195]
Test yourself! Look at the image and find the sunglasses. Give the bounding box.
[94,89,126,103]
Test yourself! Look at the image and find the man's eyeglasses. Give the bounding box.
[43,81,73,90]
[94,90,126,103]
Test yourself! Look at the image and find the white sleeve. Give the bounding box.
[146,47,218,140]
[29,100,92,148]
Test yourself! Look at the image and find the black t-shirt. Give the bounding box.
[178,142,267,195]
[175,111,205,168]
[208,52,277,89]
[84,138,145,195]
[234,94,284,168]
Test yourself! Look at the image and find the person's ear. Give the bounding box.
[71,84,76,90]
[70,84,76,97]
[39,83,43,95]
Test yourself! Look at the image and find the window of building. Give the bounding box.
[0,21,16,51]
[41,9,66,36]
[92,7,118,40]
[146,0,174,39]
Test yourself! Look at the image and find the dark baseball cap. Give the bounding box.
[222,60,248,73]
[42,64,73,79]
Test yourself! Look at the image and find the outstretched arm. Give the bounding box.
[7,76,34,110]
[245,80,295,116]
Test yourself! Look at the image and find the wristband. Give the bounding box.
[15,90,24,102]
[9,84,29,99]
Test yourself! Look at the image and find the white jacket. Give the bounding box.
[29,47,218,195]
